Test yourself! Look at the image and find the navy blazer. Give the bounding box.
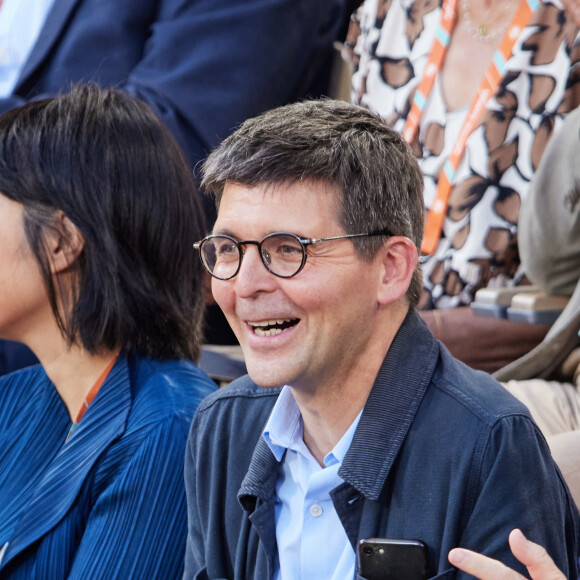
[0,355,217,578]
[1,0,344,196]
[184,310,580,579]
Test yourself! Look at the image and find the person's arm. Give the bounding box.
[118,0,344,177]
[448,529,565,580]
[2,0,343,198]
[450,415,578,578]
[420,307,548,373]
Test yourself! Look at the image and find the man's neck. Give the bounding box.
[299,388,369,466]
[294,304,409,466]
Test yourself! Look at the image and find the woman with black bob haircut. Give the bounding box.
[0,83,216,577]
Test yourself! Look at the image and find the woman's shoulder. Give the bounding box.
[0,364,69,435]
[127,356,217,426]
[90,357,216,478]
[0,364,49,404]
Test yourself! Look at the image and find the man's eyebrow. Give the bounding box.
[211,228,237,237]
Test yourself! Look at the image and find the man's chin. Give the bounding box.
[245,362,288,389]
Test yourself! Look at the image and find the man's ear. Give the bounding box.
[376,236,418,305]
[46,212,85,274]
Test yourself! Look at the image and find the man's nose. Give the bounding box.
[234,244,277,297]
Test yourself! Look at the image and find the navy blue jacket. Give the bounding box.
[184,310,580,579]
[1,0,344,190]
[0,355,217,578]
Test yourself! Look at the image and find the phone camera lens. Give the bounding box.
[363,546,373,555]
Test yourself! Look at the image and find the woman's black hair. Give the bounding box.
[0,83,206,361]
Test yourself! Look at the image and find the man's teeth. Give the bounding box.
[254,327,284,336]
[249,319,295,336]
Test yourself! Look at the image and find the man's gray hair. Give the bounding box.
[202,99,424,306]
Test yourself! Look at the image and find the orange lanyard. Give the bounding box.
[401,0,541,255]
[65,353,119,442]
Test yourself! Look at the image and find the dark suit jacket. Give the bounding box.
[2,0,344,196]
[0,355,217,578]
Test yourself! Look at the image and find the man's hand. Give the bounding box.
[448,529,565,580]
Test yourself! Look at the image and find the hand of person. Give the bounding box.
[563,0,580,27]
[448,529,565,579]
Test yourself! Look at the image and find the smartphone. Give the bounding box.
[357,538,430,580]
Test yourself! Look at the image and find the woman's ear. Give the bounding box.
[46,212,85,274]
[376,236,418,305]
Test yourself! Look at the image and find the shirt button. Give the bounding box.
[309,504,323,517]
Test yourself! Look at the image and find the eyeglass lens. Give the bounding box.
[201,234,306,279]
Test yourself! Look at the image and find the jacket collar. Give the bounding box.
[238,437,280,512]
[339,309,439,501]
[3,354,131,566]
[238,310,439,507]
[14,0,82,92]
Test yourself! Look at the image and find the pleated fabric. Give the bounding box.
[0,354,217,579]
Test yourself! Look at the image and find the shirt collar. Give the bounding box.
[263,385,362,466]
[328,411,360,466]
[263,386,301,462]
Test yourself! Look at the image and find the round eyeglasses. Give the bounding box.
[193,230,392,280]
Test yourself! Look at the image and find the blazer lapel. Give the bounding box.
[14,0,82,91]
[2,356,131,565]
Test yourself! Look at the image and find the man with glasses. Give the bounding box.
[184,100,579,579]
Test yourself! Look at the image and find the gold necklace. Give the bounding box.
[462,0,517,42]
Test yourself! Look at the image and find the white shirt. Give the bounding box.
[263,386,362,580]
[0,0,56,96]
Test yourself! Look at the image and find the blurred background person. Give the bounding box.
[347,0,580,372]
[0,83,216,577]
[494,103,580,508]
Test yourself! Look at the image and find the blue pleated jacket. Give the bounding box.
[0,354,216,578]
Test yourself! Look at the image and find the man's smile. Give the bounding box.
[247,318,300,336]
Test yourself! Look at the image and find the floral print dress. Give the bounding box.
[350,0,580,308]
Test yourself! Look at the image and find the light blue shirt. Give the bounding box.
[263,386,362,580]
[0,0,56,96]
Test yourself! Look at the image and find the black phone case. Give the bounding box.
[357,538,430,580]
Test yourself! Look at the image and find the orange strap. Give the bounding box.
[402,0,459,145]
[75,353,119,423]
[65,353,119,443]
[401,0,540,254]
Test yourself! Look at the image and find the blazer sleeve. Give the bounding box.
[67,416,190,579]
[457,414,580,579]
[0,0,344,192]
[122,0,343,175]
